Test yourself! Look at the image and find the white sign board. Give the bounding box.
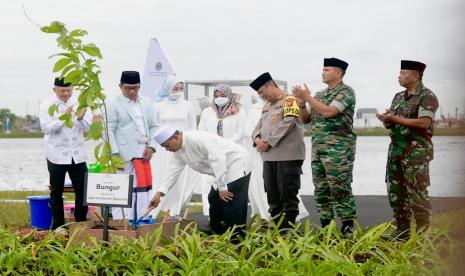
[139,38,176,99]
[84,173,133,207]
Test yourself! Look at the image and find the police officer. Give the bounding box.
[293,58,357,238]
[377,60,439,240]
[250,72,306,231]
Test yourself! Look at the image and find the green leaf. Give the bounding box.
[64,118,73,128]
[41,21,66,34]
[53,58,71,73]
[97,92,106,101]
[60,64,77,78]
[85,120,103,141]
[86,94,95,108]
[64,70,82,85]
[56,36,72,50]
[69,29,88,37]
[78,88,90,106]
[59,113,71,121]
[49,53,78,63]
[111,155,125,170]
[48,104,59,117]
[94,143,103,161]
[82,43,102,59]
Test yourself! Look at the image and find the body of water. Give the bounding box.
[0,136,464,196]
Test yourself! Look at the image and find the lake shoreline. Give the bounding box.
[2,128,465,138]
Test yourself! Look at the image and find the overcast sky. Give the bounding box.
[1,0,464,117]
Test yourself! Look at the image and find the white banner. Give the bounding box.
[84,173,133,207]
[139,38,176,99]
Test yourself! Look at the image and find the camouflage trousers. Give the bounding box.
[386,157,431,224]
[311,142,357,221]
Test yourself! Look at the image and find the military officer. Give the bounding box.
[377,60,439,240]
[250,72,306,231]
[293,58,357,238]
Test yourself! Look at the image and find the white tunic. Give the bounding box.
[39,96,91,164]
[158,131,251,194]
[244,102,271,220]
[197,106,247,215]
[151,99,199,217]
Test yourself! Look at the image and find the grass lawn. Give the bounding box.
[0,131,43,138]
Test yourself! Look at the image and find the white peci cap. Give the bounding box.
[154,125,177,145]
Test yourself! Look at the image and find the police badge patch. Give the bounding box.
[283,95,299,117]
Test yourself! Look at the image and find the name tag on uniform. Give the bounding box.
[283,96,299,117]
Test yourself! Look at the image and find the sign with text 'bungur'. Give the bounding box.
[84,173,133,207]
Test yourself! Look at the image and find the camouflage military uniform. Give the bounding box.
[386,82,438,227]
[309,82,357,222]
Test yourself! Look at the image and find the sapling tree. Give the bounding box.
[41,21,124,173]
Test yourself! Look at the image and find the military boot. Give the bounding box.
[383,218,411,241]
[415,213,430,234]
[341,220,354,239]
[320,218,332,228]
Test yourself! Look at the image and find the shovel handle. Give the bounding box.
[137,207,154,223]
[182,208,189,220]
[94,210,104,222]
[162,209,171,223]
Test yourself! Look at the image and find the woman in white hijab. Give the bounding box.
[151,76,200,219]
[197,84,247,215]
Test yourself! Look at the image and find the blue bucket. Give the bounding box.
[27,196,53,230]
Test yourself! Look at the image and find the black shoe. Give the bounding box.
[197,224,214,235]
[382,228,411,241]
[320,218,332,228]
[382,218,411,241]
[280,229,292,238]
[341,220,354,239]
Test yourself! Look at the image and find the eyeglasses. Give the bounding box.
[122,85,140,92]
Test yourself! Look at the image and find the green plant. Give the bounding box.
[0,219,461,275]
[41,21,123,173]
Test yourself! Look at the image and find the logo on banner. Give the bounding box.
[155,62,162,71]
[139,38,176,98]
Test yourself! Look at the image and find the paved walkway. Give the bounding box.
[156,196,465,229]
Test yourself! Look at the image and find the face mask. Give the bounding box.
[169,92,184,101]
[214,97,228,107]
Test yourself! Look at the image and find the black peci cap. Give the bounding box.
[120,71,141,84]
[54,77,71,87]
[401,60,426,74]
[249,72,273,92]
[324,57,349,71]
